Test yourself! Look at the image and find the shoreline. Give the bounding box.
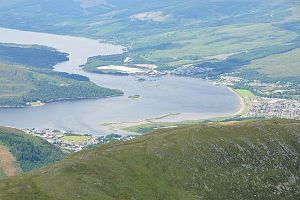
[227,86,245,117]
[0,27,245,135]
[0,94,123,109]
[104,85,246,133]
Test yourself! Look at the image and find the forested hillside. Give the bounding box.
[0,42,123,107]
[0,63,123,107]
[0,120,299,199]
[0,43,68,69]
[0,126,65,172]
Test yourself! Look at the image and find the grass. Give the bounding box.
[243,48,300,79]
[140,24,297,66]
[234,89,256,98]
[93,23,297,71]
[233,88,256,116]
[124,122,184,134]
[0,119,299,200]
[62,136,91,144]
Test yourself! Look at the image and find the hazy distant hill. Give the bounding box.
[1,0,298,85]
[0,120,299,199]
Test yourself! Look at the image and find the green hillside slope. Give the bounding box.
[0,126,65,172]
[242,48,300,80]
[0,120,299,199]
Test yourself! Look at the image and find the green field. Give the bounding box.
[62,136,91,144]
[123,122,182,134]
[0,119,299,199]
[234,89,256,98]
[138,24,297,66]
[233,89,256,116]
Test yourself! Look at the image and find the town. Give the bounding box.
[248,98,300,119]
[216,74,300,119]
[22,128,136,152]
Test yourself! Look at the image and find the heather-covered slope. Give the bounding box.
[0,120,299,199]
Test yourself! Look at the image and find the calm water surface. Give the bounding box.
[0,28,241,135]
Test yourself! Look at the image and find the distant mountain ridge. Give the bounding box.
[0,0,299,97]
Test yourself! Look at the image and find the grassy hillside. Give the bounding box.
[0,120,299,199]
[0,1,299,78]
[242,48,300,80]
[0,126,65,172]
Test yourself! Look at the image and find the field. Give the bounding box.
[233,89,256,116]
[62,136,91,144]
[124,122,182,134]
[0,119,299,199]
[136,24,297,67]
[234,89,256,98]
